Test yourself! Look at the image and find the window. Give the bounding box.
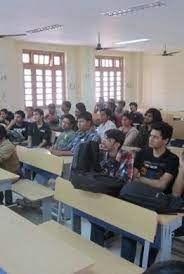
[95,56,123,102]
[22,50,65,107]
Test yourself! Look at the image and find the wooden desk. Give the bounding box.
[0,206,94,274]
[0,168,19,192]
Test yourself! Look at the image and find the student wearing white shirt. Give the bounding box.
[96,108,116,139]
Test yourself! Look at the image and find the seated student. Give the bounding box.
[28,108,51,148]
[119,112,138,147]
[172,151,184,197]
[94,97,105,113]
[129,102,144,125]
[121,121,179,265]
[3,111,14,126]
[114,100,126,127]
[143,260,184,274]
[107,98,116,113]
[0,125,20,205]
[0,109,8,124]
[50,114,75,156]
[96,109,116,139]
[7,110,29,142]
[90,129,134,245]
[61,101,71,115]
[44,103,59,130]
[136,108,162,148]
[25,106,34,123]
[56,111,100,157]
[75,102,86,119]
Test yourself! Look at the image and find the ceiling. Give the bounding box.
[0,0,183,52]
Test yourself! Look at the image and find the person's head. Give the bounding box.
[61,101,71,114]
[26,107,34,118]
[61,114,75,130]
[75,102,86,119]
[78,111,93,132]
[5,111,14,123]
[33,108,44,123]
[100,108,112,124]
[107,99,116,113]
[0,125,7,141]
[144,108,162,125]
[129,102,138,112]
[48,104,56,115]
[121,112,133,128]
[149,122,173,149]
[142,260,184,274]
[99,97,105,105]
[102,129,124,152]
[116,100,126,113]
[0,109,8,119]
[14,110,25,124]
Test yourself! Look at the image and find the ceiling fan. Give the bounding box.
[159,44,181,56]
[0,34,27,39]
[95,32,124,51]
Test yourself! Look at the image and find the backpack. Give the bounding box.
[119,181,184,214]
[7,130,25,143]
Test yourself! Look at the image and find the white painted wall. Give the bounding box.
[0,39,143,112]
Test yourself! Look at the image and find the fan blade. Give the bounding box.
[167,51,181,55]
[0,34,27,38]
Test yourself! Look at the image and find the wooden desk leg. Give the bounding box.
[42,197,52,222]
[157,218,183,262]
[71,209,81,234]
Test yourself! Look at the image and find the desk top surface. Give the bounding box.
[0,206,94,274]
[0,168,19,183]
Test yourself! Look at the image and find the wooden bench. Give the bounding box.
[54,177,158,269]
[12,146,64,222]
[39,220,143,274]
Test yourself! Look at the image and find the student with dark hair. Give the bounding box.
[90,128,134,246]
[28,108,51,147]
[129,102,144,125]
[75,102,86,119]
[97,108,116,139]
[0,125,20,205]
[107,98,116,113]
[0,108,8,123]
[25,107,34,123]
[7,110,29,141]
[61,101,72,115]
[119,112,138,146]
[143,260,184,274]
[136,108,163,148]
[121,121,179,264]
[58,111,100,157]
[50,114,75,156]
[114,100,126,127]
[45,103,59,129]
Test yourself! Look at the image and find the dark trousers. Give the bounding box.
[0,190,13,205]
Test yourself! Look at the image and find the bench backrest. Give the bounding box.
[55,177,158,243]
[16,146,64,176]
[172,120,184,139]
[168,146,184,158]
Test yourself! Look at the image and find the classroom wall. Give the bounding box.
[142,53,184,111]
[0,39,143,112]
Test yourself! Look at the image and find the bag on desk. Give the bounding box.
[71,172,126,197]
[119,181,184,214]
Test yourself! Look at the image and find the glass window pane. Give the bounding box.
[22,53,30,63]
[56,76,62,82]
[34,54,39,64]
[25,89,32,95]
[103,77,108,81]
[56,99,62,105]
[56,82,62,88]
[109,60,112,67]
[115,60,120,67]
[96,82,100,87]
[105,60,109,67]
[103,87,108,92]
[96,77,100,82]
[117,91,121,96]
[117,72,121,76]
[56,93,62,99]
[96,87,100,92]
[37,94,43,100]
[95,71,100,76]
[37,100,43,106]
[104,97,108,102]
[46,88,52,94]
[24,69,31,75]
[117,76,121,81]
[110,76,114,81]
[37,88,43,94]
[46,76,52,82]
[110,92,114,97]
[39,55,44,64]
[104,92,108,97]
[45,70,52,76]
[95,59,99,67]
[54,56,60,65]
[25,82,32,88]
[36,76,43,82]
[56,88,62,93]
[25,95,32,100]
[36,69,43,75]
[110,72,114,77]
[117,86,121,91]
[103,82,108,87]
[24,75,31,82]
[117,82,121,86]
[37,82,43,88]
[102,60,106,67]
[110,82,114,87]
[117,95,121,100]
[103,72,108,77]
[44,55,49,65]
[56,70,62,76]
[46,94,52,100]
[46,82,52,88]
[25,101,32,107]
[110,87,114,91]
[46,100,52,105]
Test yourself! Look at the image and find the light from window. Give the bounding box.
[95,56,123,102]
[22,50,65,107]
